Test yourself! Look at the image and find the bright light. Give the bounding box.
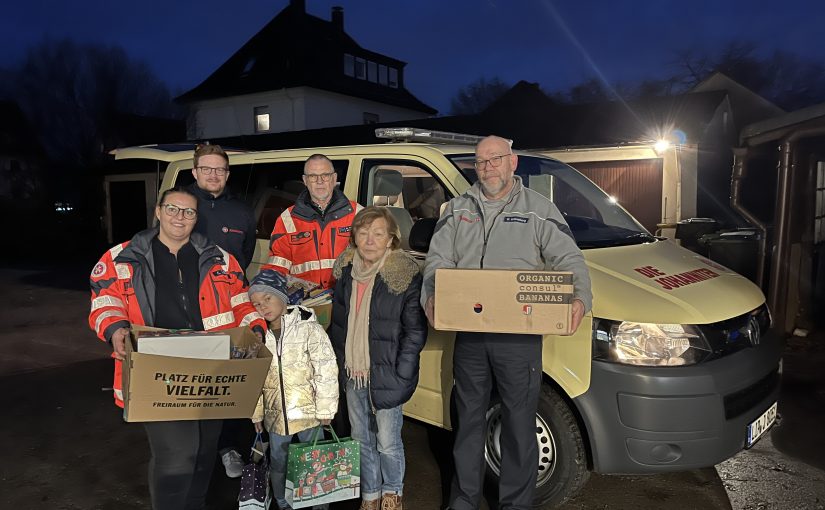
[608,196,618,204]
[654,139,671,153]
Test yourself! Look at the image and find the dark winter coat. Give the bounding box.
[329,247,427,410]
[188,183,257,270]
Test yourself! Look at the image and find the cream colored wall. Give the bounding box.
[186,87,429,139]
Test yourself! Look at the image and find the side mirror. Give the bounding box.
[408,218,437,253]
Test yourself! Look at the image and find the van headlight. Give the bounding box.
[592,319,712,366]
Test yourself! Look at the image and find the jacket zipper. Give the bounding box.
[178,268,193,329]
[276,319,290,435]
[478,186,521,269]
[368,379,377,415]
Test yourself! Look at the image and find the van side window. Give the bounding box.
[173,168,196,188]
[360,160,451,251]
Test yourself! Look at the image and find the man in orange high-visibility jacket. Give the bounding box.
[88,186,266,510]
[263,153,361,289]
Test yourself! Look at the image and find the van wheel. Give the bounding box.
[484,383,590,507]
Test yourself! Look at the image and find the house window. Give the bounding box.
[254,106,270,133]
[379,64,388,85]
[368,61,378,83]
[344,54,355,77]
[388,68,399,88]
[355,57,366,80]
[363,112,379,125]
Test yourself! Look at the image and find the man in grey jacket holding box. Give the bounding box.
[421,135,592,510]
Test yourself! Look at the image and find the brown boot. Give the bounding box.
[380,493,403,510]
[359,498,381,510]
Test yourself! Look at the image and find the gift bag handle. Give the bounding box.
[250,431,266,458]
[308,425,343,447]
[324,425,341,443]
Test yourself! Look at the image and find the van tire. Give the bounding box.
[484,383,589,507]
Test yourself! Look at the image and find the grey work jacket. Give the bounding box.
[421,176,593,312]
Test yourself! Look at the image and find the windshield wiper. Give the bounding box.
[622,232,656,241]
[576,232,656,250]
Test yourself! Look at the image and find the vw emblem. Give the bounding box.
[743,316,761,346]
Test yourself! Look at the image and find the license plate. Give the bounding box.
[746,401,777,448]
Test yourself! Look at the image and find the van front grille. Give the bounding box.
[698,305,771,359]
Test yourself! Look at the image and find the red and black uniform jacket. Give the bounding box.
[88,227,266,408]
[263,187,361,289]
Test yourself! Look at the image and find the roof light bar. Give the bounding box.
[375,127,492,146]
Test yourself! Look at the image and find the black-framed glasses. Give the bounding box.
[160,203,198,220]
[473,153,511,170]
[196,166,228,176]
[303,172,335,183]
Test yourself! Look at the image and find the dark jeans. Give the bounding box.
[449,332,542,510]
[143,419,222,510]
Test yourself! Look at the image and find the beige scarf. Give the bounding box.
[345,249,391,388]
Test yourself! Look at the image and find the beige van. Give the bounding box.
[113,128,780,507]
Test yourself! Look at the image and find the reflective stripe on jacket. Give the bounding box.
[88,227,266,408]
[263,188,361,289]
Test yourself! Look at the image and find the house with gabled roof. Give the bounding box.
[176,0,436,140]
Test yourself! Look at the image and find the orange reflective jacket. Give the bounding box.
[89,228,266,408]
[263,189,361,289]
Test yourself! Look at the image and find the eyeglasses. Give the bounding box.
[160,203,198,220]
[473,153,512,170]
[303,172,335,183]
[196,166,228,176]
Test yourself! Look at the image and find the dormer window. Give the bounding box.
[355,57,366,80]
[344,53,400,89]
[344,54,355,77]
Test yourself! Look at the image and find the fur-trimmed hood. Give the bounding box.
[333,247,420,295]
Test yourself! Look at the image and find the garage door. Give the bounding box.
[569,159,663,233]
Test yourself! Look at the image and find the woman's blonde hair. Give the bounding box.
[349,206,401,250]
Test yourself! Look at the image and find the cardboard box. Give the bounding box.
[434,269,574,335]
[122,326,272,422]
[310,302,332,330]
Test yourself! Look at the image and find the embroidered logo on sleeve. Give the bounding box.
[91,262,107,279]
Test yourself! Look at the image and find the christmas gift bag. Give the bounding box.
[285,427,360,508]
[238,433,271,509]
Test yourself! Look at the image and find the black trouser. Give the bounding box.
[143,419,222,510]
[449,332,542,510]
[217,418,252,455]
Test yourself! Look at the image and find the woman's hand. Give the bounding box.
[111,327,131,361]
[253,421,264,433]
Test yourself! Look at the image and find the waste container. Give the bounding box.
[699,229,760,282]
[675,218,719,255]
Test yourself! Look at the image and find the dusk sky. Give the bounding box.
[2,0,824,114]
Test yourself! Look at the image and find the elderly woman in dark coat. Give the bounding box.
[329,206,427,510]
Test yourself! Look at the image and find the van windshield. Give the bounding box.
[448,154,655,249]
